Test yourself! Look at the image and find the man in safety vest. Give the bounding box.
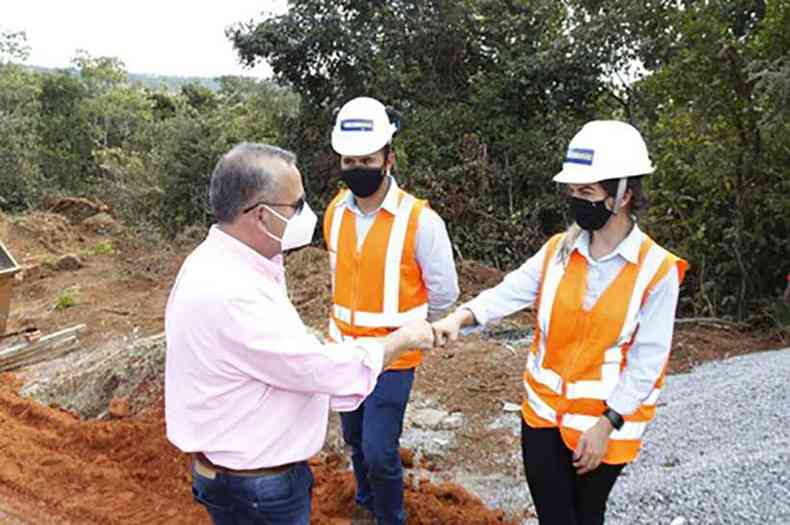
[433,121,687,524]
[325,97,459,524]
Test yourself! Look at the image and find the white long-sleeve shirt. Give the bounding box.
[339,176,460,320]
[462,224,680,416]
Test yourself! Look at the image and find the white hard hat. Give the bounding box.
[553,120,655,184]
[331,97,398,157]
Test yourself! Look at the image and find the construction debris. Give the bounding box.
[0,324,86,372]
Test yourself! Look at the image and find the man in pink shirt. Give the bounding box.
[165,143,434,525]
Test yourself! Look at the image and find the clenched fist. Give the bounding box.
[399,319,435,350]
[431,309,474,348]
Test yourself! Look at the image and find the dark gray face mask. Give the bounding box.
[569,196,613,231]
[341,167,385,198]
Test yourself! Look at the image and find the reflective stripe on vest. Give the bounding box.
[563,414,648,441]
[328,197,345,292]
[333,303,428,328]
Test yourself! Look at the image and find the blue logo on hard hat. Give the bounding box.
[566,148,595,166]
[340,119,375,132]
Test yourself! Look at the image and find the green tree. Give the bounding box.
[180,82,218,112]
[228,0,626,262]
[72,50,127,94]
[634,1,789,321]
[0,61,42,209]
[37,71,95,192]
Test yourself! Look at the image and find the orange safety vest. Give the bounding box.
[323,188,429,370]
[522,232,688,464]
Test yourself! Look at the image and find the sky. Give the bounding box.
[2,0,288,78]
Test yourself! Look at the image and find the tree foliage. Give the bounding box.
[229,0,790,322]
[0,44,296,235]
[0,2,787,323]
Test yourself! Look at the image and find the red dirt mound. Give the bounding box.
[0,383,518,525]
[311,453,517,525]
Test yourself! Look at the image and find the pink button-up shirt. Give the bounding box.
[165,226,384,469]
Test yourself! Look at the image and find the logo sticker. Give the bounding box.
[340,119,374,132]
[565,148,595,166]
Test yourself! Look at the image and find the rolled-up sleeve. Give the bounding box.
[415,208,460,320]
[461,242,547,326]
[607,267,681,416]
[219,295,384,409]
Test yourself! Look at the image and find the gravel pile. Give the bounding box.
[462,348,790,525]
[605,348,790,525]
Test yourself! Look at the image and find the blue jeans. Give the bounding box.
[191,461,313,525]
[341,369,415,525]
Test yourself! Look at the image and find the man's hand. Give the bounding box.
[573,416,614,475]
[381,320,435,367]
[431,309,472,348]
[399,319,435,350]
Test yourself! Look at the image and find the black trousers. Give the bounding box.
[521,420,625,525]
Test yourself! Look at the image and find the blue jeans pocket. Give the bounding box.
[233,470,294,508]
[193,487,234,512]
[192,469,234,513]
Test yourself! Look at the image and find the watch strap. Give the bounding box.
[603,406,624,431]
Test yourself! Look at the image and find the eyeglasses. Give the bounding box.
[243,194,306,215]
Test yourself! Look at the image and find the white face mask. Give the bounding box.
[262,202,317,251]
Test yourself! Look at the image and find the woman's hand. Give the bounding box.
[573,416,614,475]
[431,309,472,348]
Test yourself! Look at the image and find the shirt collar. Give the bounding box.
[340,176,400,217]
[573,222,643,264]
[208,225,285,282]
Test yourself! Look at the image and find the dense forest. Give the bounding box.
[1,0,788,325]
[24,64,223,92]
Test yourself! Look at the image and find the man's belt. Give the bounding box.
[192,452,295,478]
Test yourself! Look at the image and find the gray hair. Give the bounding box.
[209,143,297,224]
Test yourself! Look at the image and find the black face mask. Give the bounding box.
[341,167,385,198]
[569,196,613,231]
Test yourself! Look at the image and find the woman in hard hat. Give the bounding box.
[432,120,687,525]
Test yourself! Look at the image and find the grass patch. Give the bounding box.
[55,287,78,311]
[81,241,114,257]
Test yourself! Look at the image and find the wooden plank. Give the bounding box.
[0,337,79,372]
[139,332,165,345]
[0,324,86,371]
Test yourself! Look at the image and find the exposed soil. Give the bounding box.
[0,206,785,524]
[1,210,180,350]
[0,386,517,525]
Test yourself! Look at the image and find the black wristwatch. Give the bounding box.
[602,406,624,431]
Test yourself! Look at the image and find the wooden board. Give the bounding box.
[0,324,87,372]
